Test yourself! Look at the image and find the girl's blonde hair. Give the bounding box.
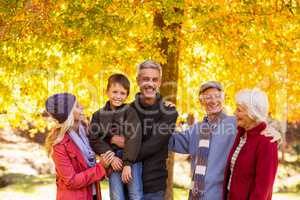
[45,102,76,156]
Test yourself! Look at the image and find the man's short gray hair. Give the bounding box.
[137,60,162,77]
[235,88,269,122]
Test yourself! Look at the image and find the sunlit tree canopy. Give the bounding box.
[1,0,299,133]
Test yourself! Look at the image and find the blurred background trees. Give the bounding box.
[1,0,299,129]
[0,0,300,199]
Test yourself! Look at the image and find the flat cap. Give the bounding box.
[199,81,223,94]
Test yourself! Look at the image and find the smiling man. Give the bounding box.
[111,60,178,200]
[169,81,236,200]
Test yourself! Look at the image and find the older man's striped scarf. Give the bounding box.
[188,116,219,200]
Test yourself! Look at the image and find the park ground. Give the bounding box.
[0,125,299,200]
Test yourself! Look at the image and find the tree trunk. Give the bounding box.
[153,7,183,200]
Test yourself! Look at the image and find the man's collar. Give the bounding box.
[135,92,162,107]
[203,111,227,124]
[102,101,126,111]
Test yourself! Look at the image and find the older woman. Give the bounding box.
[223,89,278,200]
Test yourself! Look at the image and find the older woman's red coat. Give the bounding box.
[52,133,106,200]
[223,122,278,200]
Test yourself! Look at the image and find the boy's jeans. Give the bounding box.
[109,150,143,200]
[144,191,165,200]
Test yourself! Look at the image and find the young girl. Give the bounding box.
[45,93,114,200]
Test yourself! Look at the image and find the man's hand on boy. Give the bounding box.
[111,156,123,171]
[122,166,132,184]
[110,135,125,148]
[164,101,176,108]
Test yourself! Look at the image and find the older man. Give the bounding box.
[168,81,280,200]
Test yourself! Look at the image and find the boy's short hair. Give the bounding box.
[107,73,130,95]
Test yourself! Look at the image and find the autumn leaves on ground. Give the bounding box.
[1,0,300,199]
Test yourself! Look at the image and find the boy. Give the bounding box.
[89,73,143,200]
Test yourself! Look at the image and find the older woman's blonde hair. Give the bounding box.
[235,89,269,122]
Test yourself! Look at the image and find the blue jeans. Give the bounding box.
[109,151,143,200]
[144,191,165,200]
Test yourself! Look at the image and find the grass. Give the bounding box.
[0,174,299,200]
[0,174,56,200]
[173,187,300,200]
[0,173,53,192]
